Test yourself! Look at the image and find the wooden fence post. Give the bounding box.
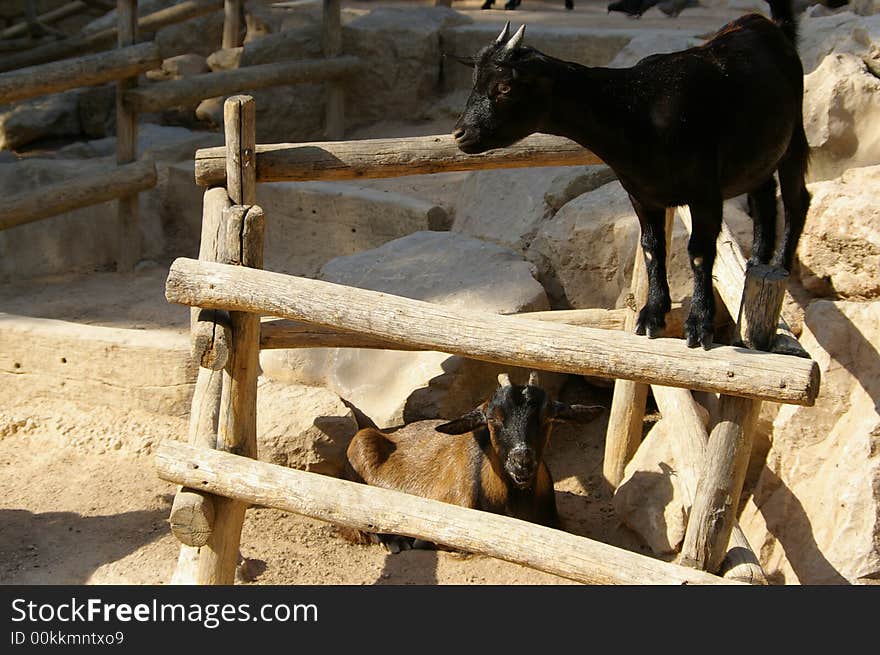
[323,0,344,140]
[680,264,788,573]
[116,0,140,272]
[603,207,674,487]
[191,95,261,585]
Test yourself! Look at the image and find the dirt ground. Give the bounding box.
[0,371,662,585]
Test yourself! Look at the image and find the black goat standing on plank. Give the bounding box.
[452,0,810,348]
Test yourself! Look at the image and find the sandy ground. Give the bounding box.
[0,371,661,585]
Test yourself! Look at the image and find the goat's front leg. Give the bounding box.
[631,201,671,339]
[685,198,722,348]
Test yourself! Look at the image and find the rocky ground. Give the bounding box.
[1,0,879,585]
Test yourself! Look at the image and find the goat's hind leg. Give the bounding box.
[685,197,722,349]
[773,129,811,272]
[632,201,672,339]
[747,176,778,268]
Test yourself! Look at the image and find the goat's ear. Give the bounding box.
[444,52,476,69]
[435,406,486,434]
[550,402,605,424]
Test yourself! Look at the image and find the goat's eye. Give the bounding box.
[496,83,511,95]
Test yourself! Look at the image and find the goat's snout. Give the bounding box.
[506,447,537,488]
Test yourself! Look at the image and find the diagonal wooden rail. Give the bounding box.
[164,258,819,406]
[156,441,741,586]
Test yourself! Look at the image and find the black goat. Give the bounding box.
[482,1,575,9]
[345,372,603,552]
[452,1,810,348]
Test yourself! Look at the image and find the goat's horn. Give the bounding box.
[528,371,540,387]
[495,21,511,45]
[497,373,512,387]
[502,24,525,54]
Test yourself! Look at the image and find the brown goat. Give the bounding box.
[344,372,603,552]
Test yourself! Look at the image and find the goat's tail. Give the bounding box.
[766,0,799,44]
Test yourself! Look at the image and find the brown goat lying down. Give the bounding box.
[344,372,603,553]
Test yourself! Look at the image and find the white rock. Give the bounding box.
[256,378,359,478]
[798,165,880,298]
[256,182,449,278]
[0,90,80,151]
[803,52,880,182]
[798,12,880,74]
[613,418,689,555]
[260,231,556,427]
[452,167,575,252]
[741,299,880,584]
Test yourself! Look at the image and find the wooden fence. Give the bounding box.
[157,94,820,586]
[0,0,353,272]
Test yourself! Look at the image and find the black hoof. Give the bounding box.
[685,320,714,349]
[636,305,667,339]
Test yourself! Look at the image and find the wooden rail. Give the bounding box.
[0,0,223,73]
[259,305,688,350]
[164,258,819,406]
[0,40,160,104]
[156,441,739,586]
[124,56,360,113]
[194,133,601,186]
[0,160,157,231]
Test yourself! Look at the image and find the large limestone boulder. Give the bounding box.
[1,90,81,151]
[798,12,880,74]
[343,6,472,130]
[740,300,880,584]
[260,231,557,427]
[797,165,880,298]
[255,181,449,278]
[452,166,615,254]
[256,378,359,478]
[612,418,689,556]
[144,53,209,82]
[803,52,880,182]
[0,157,163,281]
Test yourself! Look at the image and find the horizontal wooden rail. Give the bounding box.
[1,1,88,40]
[259,305,687,350]
[1,160,157,231]
[165,258,819,405]
[125,56,362,113]
[0,0,222,73]
[0,41,161,104]
[194,133,601,186]
[156,441,738,585]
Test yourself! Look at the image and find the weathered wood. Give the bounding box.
[165,258,820,406]
[224,95,256,206]
[156,441,739,585]
[322,0,344,139]
[736,265,788,352]
[194,133,600,186]
[650,385,766,584]
[677,207,808,358]
[169,367,222,549]
[0,0,222,73]
[222,0,242,49]
[1,1,89,40]
[258,305,687,351]
[681,265,789,573]
[194,205,264,584]
[115,0,140,274]
[123,56,360,113]
[604,207,674,487]
[0,160,156,231]
[0,40,160,104]
[190,187,232,370]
